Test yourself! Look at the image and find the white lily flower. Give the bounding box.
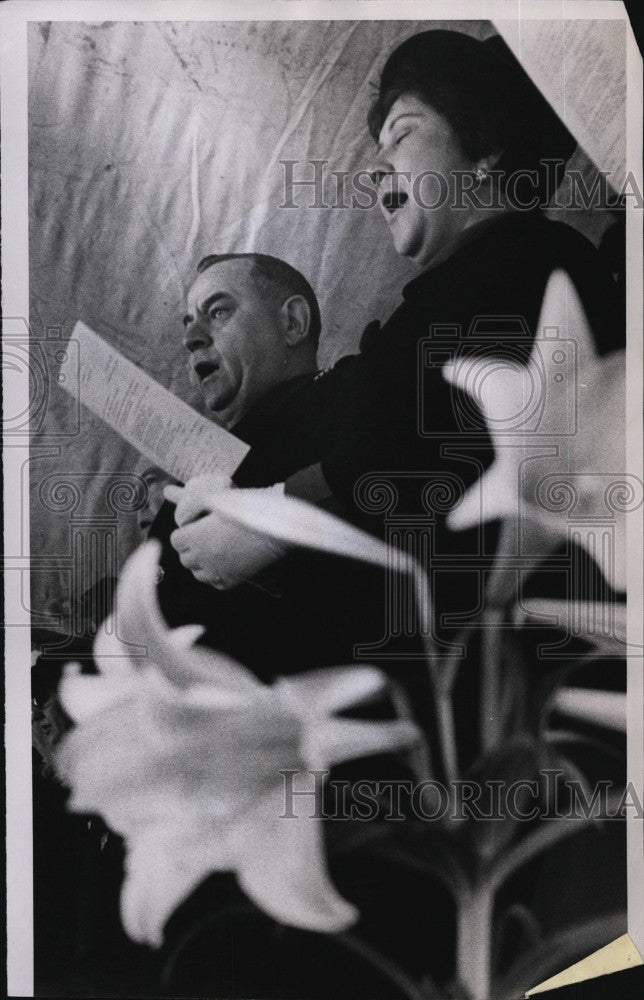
[55,541,419,947]
[443,269,631,592]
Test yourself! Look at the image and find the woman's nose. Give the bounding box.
[366,145,394,186]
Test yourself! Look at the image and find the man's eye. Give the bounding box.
[394,130,410,148]
[209,306,230,321]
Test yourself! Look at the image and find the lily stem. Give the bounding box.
[456,885,494,1000]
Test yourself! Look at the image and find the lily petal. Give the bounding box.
[208,488,400,571]
[58,665,139,721]
[93,616,139,677]
[443,271,629,594]
[234,786,358,933]
[120,822,231,946]
[112,541,259,692]
[304,718,420,770]
[282,666,387,714]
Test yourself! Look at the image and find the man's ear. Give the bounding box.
[281,294,311,347]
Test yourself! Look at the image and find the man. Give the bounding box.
[149,252,329,675]
[181,252,320,431]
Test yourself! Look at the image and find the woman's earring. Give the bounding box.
[475,166,489,184]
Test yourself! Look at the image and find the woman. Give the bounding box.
[167,29,622,615]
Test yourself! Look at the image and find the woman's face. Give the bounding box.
[371,93,478,269]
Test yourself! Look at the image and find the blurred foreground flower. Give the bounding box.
[55,541,419,947]
[444,269,632,592]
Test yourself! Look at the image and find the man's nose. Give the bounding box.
[183,317,213,353]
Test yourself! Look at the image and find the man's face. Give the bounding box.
[183,259,288,429]
[372,94,476,269]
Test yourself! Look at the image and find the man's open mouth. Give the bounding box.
[194,361,220,382]
[381,190,409,214]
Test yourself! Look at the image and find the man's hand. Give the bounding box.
[164,476,286,589]
[165,472,233,527]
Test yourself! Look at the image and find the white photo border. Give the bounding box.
[3,1,642,996]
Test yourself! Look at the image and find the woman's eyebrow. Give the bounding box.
[377,112,422,150]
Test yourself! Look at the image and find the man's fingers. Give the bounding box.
[192,568,231,588]
[174,502,212,528]
[176,549,193,569]
[173,492,214,528]
[169,507,278,590]
[164,484,183,505]
[171,475,233,527]
[170,525,191,553]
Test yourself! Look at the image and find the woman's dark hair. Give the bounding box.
[368,30,576,200]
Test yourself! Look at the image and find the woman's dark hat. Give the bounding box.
[483,32,577,176]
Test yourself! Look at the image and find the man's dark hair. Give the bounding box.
[368,30,576,200]
[196,253,321,349]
